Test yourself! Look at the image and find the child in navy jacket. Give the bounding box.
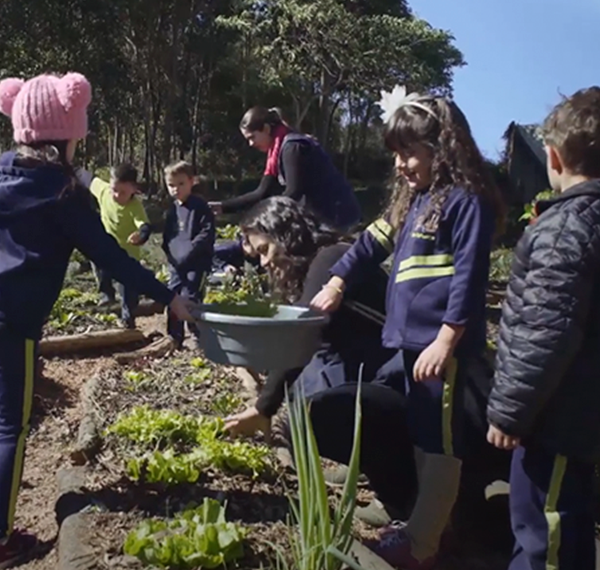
[312,87,504,569]
[0,72,191,565]
[162,161,215,348]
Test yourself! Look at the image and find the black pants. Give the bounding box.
[309,382,417,511]
[98,268,138,325]
[509,444,595,570]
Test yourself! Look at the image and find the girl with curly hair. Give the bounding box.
[311,87,505,569]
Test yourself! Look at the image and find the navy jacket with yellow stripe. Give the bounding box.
[330,186,495,356]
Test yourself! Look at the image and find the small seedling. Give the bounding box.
[211,393,242,416]
[185,369,211,384]
[124,498,247,569]
[190,357,207,369]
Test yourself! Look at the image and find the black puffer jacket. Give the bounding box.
[488,179,600,462]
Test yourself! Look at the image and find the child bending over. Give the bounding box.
[163,161,215,349]
[488,87,600,570]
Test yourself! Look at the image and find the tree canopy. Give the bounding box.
[0,0,464,185]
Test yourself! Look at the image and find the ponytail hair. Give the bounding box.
[15,140,79,198]
[240,106,290,132]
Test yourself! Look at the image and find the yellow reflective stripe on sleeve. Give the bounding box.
[396,266,455,283]
[7,339,35,533]
[398,254,454,272]
[442,357,458,456]
[367,219,394,253]
[544,455,567,570]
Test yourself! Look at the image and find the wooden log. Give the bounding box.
[114,336,175,365]
[40,328,146,357]
[70,376,101,465]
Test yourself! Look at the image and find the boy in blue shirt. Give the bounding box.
[163,161,215,348]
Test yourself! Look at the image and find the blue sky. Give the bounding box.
[409,0,599,159]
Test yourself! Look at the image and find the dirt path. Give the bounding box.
[18,315,167,569]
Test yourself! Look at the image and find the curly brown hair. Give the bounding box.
[240,197,342,302]
[383,95,505,236]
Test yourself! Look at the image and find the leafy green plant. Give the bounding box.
[275,384,365,570]
[124,498,247,569]
[216,224,239,241]
[185,369,212,384]
[108,407,274,480]
[190,357,208,369]
[520,189,556,222]
[127,448,205,485]
[107,406,209,446]
[204,268,277,317]
[211,393,242,416]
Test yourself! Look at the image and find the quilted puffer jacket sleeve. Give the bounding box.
[488,211,599,437]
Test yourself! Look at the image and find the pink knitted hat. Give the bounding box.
[0,73,91,144]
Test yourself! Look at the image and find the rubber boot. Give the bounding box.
[404,451,462,561]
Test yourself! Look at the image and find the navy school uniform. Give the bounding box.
[162,195,215,346]
[330,187,495,459]
[255,243,402,419]
[0,153,174,539]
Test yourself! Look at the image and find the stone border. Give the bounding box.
[70,376,101,465]
[56,467,99,570]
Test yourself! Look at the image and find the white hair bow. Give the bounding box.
[378,85,438,124]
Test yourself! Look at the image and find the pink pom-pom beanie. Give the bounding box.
[0,72,91,144]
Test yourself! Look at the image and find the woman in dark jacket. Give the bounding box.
[210,107,362,232]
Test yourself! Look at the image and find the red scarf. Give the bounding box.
[264,124,291,177]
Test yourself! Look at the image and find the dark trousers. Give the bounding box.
[402,349,466,458]
[167,267,205,346]
[98,268,138,325]
[509,444,595,570]
[0,325,36,539]
[309,382,417,511]
[296,346,402,400]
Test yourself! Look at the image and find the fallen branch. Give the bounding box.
[40,328,147,357]
[114,336,175,365]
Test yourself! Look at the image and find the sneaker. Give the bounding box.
[364,524,436,570]
[0,529,38,568]
[355,498,406,528]
[323,464,369,488]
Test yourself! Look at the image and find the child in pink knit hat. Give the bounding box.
[0,72,193,566]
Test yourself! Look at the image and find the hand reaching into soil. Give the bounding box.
[169,294,195,322]
[225,406,271,442]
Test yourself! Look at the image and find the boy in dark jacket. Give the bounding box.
[163,161,215,348]
[487,87,600,570]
